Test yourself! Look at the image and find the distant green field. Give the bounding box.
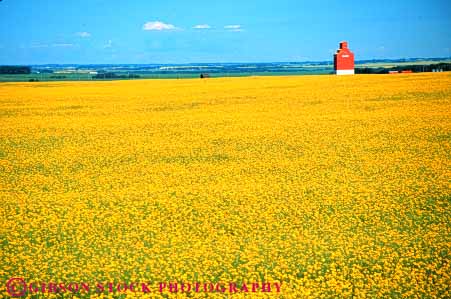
[0,70,333,82]
[357,59,451,68]
[0,59,449,82]
[0,73,93,82]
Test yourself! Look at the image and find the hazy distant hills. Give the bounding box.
[28,57,450,76]
[31,57,450,68]
[0,57,449,81]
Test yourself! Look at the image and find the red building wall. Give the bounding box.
[334,41,355,73]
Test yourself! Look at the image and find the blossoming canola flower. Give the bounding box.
[0,73,450,298]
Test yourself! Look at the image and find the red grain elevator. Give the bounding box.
[334,41,355,75]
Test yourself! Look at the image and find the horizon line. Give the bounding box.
[2,56,451,67]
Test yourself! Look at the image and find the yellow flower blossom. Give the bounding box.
[0,73,450,298]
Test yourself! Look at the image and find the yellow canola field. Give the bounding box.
[0,73,450,298]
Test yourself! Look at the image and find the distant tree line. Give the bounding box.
[356,63,451,74]
[92,72,140,79]
[0,66,31,74]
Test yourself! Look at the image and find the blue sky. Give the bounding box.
[0,0,450,64]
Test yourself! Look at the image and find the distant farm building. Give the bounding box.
[334,41,355,75]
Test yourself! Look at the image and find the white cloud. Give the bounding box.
[224,24,243,32]
[193,24,211,29]
[143,21,177,31]
[52,43,74,47]
[76,31,91,38]
[224,25,240,29]
[103,40,113,48]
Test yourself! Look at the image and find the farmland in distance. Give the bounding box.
[1,73,450,298]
